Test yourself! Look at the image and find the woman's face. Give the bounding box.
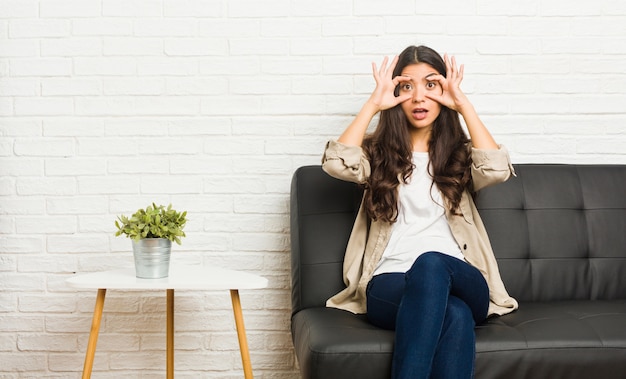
[398,63,442,132]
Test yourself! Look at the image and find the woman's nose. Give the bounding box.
[412,87,424,103]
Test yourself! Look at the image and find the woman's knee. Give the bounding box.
[407,252,449,280]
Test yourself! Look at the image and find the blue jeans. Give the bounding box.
[366,252,489,379]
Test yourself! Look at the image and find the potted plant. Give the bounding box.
[115,203,187,278]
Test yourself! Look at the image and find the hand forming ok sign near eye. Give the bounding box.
[425,54,471,113]
[336,55,412,147]
[367,55,412,111]
[425,53,498,150]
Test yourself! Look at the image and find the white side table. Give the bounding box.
[66,264,268,379]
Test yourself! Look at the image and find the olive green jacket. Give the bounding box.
[321,140,519,317]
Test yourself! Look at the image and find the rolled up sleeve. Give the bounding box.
[471,144,516,192]
[322,140,370,184]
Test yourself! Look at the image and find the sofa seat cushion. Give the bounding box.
[476,300,626,378]
[292,300,626,379]
[291,307,394,379]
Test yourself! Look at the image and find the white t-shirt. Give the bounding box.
[372,152,465,276]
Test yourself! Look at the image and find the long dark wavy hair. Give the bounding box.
[362,45,472,222]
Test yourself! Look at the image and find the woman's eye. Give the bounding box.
[426,82,437,89]
[401,83,413,91]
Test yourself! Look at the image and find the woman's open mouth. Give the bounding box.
[412,108,428,121]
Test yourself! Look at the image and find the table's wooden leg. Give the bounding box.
[167,289,174,379]
[82,288,106,379]
[230,289,253,379]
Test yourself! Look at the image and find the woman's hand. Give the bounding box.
[425,54,471,114]
[428,54,499,149]
[336,55,411,147]
[367,55,412,111]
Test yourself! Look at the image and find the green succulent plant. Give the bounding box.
[115,203,187,245]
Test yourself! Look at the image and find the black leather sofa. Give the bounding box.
[290,164,626,379]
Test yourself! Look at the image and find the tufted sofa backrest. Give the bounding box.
[290,165,626,314]
[475,164,626,302]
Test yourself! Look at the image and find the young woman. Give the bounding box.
[321,45,519,378]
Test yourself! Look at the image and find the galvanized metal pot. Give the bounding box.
[132,238,172,279]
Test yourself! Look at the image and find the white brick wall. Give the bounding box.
[1,1,625,377]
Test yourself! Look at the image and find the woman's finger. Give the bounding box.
[457,63,464,83]
[428,73,446,84]
[372,61,380,82]
[380,56,390,77]
[450,55,457,77]
[443,53,451,76]
[373,56,394,83]
[447,55,464,85]
[385,55,400,79]
[392,74,411,84]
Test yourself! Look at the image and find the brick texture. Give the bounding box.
[1,1,626,378]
